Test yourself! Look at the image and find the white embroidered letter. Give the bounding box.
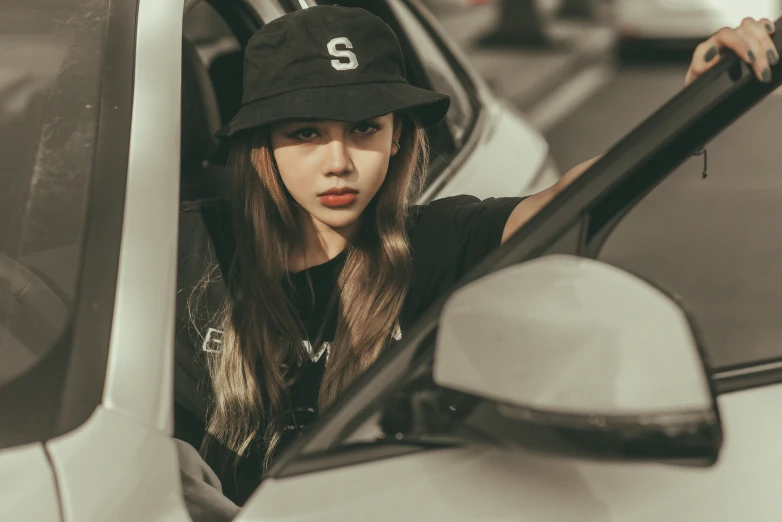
[391,322,403,341]
[327,37,358,71]
[201,328,223,353]
[303,340,331,363]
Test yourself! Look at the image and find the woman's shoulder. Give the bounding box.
[405,193,523,273]
[411,193,524,213]
[407,194,524,237]
[409,194,481,216]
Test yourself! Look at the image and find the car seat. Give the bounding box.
[180,37,231,202]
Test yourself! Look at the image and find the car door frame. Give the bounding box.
[263,22,782,480]
[42,0,194,520]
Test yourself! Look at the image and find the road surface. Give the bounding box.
[545,61,782,370]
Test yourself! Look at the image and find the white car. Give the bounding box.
[5,0,782,520]
[0,0,556,521]
[615,0,782,56]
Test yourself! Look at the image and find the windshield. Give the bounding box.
[0,0,108,420]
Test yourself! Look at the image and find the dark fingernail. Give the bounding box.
[766,22,775,33]
[762,67,772,82]
[704,46,718,62]
[748,50,757,63]
[768,49,779,66]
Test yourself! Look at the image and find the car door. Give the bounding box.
[229,20,782,521]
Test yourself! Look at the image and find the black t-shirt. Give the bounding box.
[175,194,523,505]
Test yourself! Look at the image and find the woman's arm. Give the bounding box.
[175,439,240,522]
[501,155,600,244]
[501,16,778,245]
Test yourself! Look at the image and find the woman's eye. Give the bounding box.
[353,122,379,135]
[291,128,318,141]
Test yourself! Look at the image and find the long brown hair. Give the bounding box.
[195,114,429,471]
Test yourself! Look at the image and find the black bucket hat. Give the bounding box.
[216,5,451,139]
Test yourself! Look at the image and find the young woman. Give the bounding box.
[177,4,779,517]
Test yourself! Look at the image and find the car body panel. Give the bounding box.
[101,0,182,434]
[0,443,62,522]
[237,382,782,521]
[616,0,782,39]
[46,406,190,522]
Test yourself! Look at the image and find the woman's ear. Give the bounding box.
[391,115,404,156]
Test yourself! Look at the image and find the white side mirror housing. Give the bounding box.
[434,255,721,461]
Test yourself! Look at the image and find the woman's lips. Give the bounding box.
[319,189,358,208]
[320,193,358,208]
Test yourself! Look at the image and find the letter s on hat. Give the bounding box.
[327,37,358,71]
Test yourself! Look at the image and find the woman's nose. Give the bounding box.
[322,138,354,176]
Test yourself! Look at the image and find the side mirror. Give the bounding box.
[434,255,722,463]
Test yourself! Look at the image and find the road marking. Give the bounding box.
[526,62,615,133]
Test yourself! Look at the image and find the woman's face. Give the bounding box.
[269,113,401,233]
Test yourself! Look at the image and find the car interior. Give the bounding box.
[174,2,242,450]
[172,0,480,481]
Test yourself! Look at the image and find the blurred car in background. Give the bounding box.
[423,0,565,20]
[615,0,782,58]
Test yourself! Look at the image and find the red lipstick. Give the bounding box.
[318,187,358,208]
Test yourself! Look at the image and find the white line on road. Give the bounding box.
[526,62,615,133]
